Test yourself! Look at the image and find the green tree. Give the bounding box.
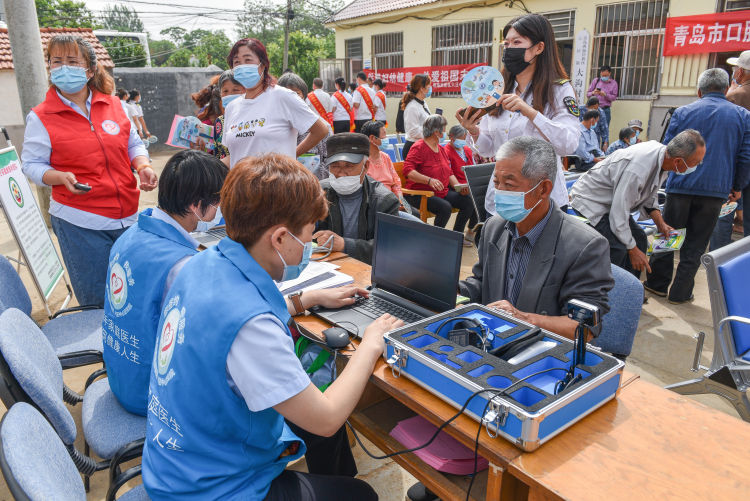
[160,27,188,46]
[100,4,145,33]
[148,39,176,67]
[35,0,97,28]
[161,29,232,69]
[102,37,148,67]
[267,31,335,88]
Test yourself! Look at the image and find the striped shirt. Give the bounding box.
[504,204,553,305]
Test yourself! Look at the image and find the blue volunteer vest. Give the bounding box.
[102,208,198,415]
[142,238,306,500]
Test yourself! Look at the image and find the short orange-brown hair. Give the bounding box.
[221,154,328,248]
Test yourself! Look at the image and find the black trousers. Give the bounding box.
[645,193,724,301]
[405,190,474,233]
[354,120,370,133]
[401,140,415,161]
[333,120,351,134]
[592,213,648,278]
[265,424,376,500]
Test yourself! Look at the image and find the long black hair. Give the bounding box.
[492,14,569,117]
[400,73,431,111]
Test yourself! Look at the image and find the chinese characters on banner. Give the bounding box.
[664,10,750,56]
[364,63,485,93]
[571,29,590,106]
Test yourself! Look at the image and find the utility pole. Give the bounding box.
[5,0,53,222]
[283,0,292,71]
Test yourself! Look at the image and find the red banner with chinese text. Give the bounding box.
[664,11,750,56]
[365,63,485,93]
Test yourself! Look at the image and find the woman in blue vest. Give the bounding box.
[143,153,402,500]
[103,150,228,415]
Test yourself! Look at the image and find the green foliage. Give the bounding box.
[148,39,177,67]
[102,37,148,67]
[159,30,232,70]
[267,31,336,89]
[100,4,145,33]
[35,0,98,28]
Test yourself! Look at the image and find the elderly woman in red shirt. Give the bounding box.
[443,124,479,238]
[403,115,474,241]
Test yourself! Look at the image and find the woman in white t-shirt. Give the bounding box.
[222,38,328,168]
[399,74,432,161]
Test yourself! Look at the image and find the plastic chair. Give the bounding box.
[383,144,398,163]
[666,237,750,421]
[0,308,145,491]
[592,264,643,359]
[393,161,434,223]
[0,402,148,501]
[0,255,103,369]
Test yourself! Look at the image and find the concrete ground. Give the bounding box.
[0,151,744,500]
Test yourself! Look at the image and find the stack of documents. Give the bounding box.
[276,261,353,295]
[390,415,489,475]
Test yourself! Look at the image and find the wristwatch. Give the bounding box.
[288,291,304,316]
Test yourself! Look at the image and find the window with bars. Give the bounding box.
[719,0,750,11]
[372,32,403,70]
[345,38,363,81]
[432,20,492,95]
[591,0,669,99]
[542,10,577,76]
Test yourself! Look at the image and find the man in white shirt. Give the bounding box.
[306,78,333,128]
[351,71,380,133]
[373,78,388,125]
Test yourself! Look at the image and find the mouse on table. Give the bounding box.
[322,326,351,349]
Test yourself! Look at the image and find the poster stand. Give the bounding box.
[0,127,72,318]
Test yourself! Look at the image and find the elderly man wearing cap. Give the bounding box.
[710,50,750,249]
[628,119,644,143]
[313,133,400,264]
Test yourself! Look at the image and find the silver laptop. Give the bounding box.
[192,225,227,248]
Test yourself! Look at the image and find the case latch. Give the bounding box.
[387,346,408,378]
[482,398,508,438]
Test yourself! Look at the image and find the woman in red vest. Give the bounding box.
[21,35,157,307]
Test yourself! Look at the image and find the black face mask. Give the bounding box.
[502,46,534,75]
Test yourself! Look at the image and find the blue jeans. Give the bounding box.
[710,189,750,251]
[599,106,611,147]
[50,216,129,307]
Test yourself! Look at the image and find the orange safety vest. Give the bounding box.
[333,91,355,132]
[376,90,388,128]
[307,92,333,126]
[356,86,376,119]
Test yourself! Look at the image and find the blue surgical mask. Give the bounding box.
[50,65,88,94]
[453,139,467,149]
[193,205,220,233]
[635,130,641,138]
[600,76,610,82]
[494,180,542,223]
[277,231,313,281]
[233,64,261,89]
[675,158,698,176]
[425,86,432,98]
[628,136,637,145]
[221,94,241,108]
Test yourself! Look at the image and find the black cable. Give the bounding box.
[347,367,569,462]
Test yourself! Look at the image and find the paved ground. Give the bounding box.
[0,151,744,500]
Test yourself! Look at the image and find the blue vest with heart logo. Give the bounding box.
[142,238,305,500]
[102,208,197,415]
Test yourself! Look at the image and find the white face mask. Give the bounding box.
[329,165,365,195]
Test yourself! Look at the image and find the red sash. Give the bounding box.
[307,92,333,126]
[333,91,355,132]
[356,86,376,119]
[376,91,386,110]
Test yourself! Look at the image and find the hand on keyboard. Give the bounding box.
[361,314,404,354]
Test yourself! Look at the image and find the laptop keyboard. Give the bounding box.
[354,296,424,324]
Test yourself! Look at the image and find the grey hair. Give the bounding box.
[666,129,705,159]
[277,72,308,96]
[218,70,241,90]
[422,114,448,138]
[697,68,730,94]
[495,136,557,185]
[448,124,467,138]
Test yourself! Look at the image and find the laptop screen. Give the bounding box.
[372,213,463,312]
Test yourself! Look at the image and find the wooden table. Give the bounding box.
[296,257,750,500]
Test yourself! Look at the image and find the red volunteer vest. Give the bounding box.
[376,91,386,110]
[307,92,333,126]
[333,91,355,132]
[33,87,138,220]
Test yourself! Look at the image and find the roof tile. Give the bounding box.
[330,0,438,23]
[0,27,114,70]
